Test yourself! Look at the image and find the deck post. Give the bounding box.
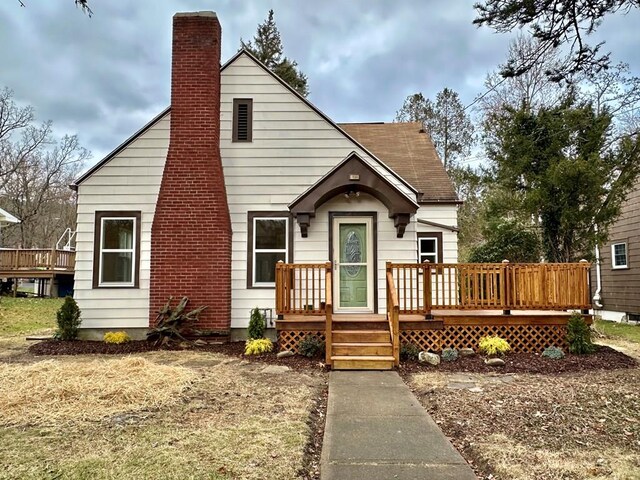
[325,262,333,366]
[50,248,57,271]
[423,261,433,319]
[579,259,590,314]
[502,259,511,315]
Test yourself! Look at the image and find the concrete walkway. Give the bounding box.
[320,371,477,480]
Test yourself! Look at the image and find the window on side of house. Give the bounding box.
[248,213,291,287]
[233,98,253,142]
[417,232,443,264]
[611,242,628,269]
[93,211,140,288]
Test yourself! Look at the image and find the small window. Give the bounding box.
[417,232,443,264]
[248,212,292,287]
[233,98,253,142]
[93,211,140,288]
[612,242,628,269]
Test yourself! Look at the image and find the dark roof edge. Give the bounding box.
[417,218,459,233]
[288,150,420,210]
[72,49,418,196]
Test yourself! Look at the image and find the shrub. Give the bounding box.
[298,334,325,358]
[104,331,131,344]
[147,297,207,346]
[478,336,511,356]
[441,347,459,362]
[567,313,596,354]
[245,338,273,355]
[54,296,82,341]
[248,307,266,340]
[400,342,420,361]
[542,346,565,359]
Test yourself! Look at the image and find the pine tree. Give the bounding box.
[396,88,474,169]
[241,10,309,97]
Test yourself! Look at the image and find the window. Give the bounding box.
[93,211,140,288]
[417,232,443,264]
[233,98,253,142]
[612,242,628,269]
[247,212,292,287]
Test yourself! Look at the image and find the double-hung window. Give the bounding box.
[94,211,140,287]
[611,242,628,269]
[248,212,291,287]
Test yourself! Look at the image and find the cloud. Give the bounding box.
[0,0,637,165]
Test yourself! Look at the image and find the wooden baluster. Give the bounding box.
[502,260,511,315]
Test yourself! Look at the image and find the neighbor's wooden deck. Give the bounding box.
[0,248,75,278]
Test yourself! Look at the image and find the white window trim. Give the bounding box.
[99,216,136,287]
[611,242,628,269]
[252,216,289,287]
[419,236,439,264]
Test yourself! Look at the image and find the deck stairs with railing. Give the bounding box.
[330,314,395,370]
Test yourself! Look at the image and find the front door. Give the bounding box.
[332,216,374,313]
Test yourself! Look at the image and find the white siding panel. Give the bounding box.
[74,114,169,329]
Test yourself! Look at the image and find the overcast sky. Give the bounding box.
[1,0,639,167]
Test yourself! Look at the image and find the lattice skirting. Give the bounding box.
[402,325,568,353]
[277,330,325,354]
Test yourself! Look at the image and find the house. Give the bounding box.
[70,11,459,341]
[71,12,592,369]
[592,180,640,322]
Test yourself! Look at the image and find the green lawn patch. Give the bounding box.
[0,297,62,337]
[595,318,640,344]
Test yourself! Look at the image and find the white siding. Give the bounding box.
[74,115,170,329]
[74,52,457,331]
[415,205,459,263]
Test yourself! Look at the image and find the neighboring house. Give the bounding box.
[0,207,20,247]
[593,181,640,321]
[70,12,460,339]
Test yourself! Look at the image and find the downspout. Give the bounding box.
[593,224,603,308]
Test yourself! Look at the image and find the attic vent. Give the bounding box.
[233,98,253,142]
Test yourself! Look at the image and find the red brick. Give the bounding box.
[149,12,231,332]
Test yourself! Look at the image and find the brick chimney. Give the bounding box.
[149,12,232,332]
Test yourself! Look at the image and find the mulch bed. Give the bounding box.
[399,345,636,375]
[27,339,328,372]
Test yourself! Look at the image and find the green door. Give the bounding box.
[334,218,373,311]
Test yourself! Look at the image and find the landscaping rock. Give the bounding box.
[261,365,290,374]
[194,339,208,346]
[418,352,441,366]
[277,350,295,359]
[447,382,476,390]
[485,358,506,367]
[468,386,484,393]
[459,348,475,357]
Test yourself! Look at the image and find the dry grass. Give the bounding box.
[478,434,640,480]
[0,356,198,426]
[0,351,324,479]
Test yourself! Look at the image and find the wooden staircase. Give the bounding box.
[329,315,395,370]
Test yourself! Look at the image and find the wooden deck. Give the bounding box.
[275,261,592,369]
[0,249,75,296]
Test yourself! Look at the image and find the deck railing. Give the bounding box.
[275,262,332,315]
[386,269,400,366]
[387,261,591,314]
[0,248,75,272]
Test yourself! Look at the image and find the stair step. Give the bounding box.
[331,355,395,370]
[332,330,391,343]
[332,342,393,356]
[332,321,390,331]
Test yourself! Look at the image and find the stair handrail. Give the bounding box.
[56,228,76,251]
[386,262,400,366]
[324,262,333,366]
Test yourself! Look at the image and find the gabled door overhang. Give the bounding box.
[288,152,419,238]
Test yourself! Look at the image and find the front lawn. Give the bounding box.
[596,318,640,344]
[0,298,327,479]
